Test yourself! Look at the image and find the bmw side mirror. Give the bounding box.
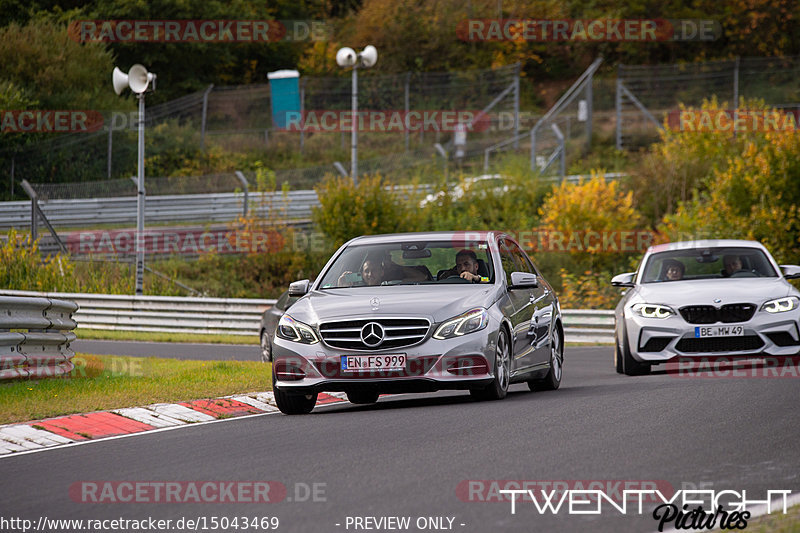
[288,279,310,297]
[509,271,538,289]
[611,272,636,287]
[780,265,800,280]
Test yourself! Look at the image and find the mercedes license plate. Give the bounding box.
[341,354,406,371]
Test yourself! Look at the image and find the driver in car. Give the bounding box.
[723,255,743,276]
[440,249,489,283]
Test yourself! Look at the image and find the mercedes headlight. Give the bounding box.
[761,296,799,314]
[276,315,319,344]
[434,308,489,339]
[632,303,675,319]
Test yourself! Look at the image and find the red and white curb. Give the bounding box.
[0,391,349,456]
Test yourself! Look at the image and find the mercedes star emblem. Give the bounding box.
[360,322,385,347]
[370,297,380,310]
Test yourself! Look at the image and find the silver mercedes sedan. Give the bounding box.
[612,239,800,375]
[271,231,563,414]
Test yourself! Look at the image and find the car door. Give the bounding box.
[509,243,554,365]
[498,239,536,372]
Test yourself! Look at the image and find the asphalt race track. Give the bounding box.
[1,346,798,533]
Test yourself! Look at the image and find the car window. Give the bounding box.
[642,247,778,282]
[275,291,289,310]
[506,240,536,275]
[498,241,518,284]
[317,240,495,288]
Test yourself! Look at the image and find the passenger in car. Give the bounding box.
[338,251,428,286]
[338,252,386,286]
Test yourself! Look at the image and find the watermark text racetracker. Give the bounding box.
[457,19,721,42]
[70,19,331,42]
[68,229,284,255]
[665,356,800,378]
[70,480,326,504]
[667,108,800,133]
[0,110,104,134]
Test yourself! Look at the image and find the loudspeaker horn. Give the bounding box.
[112,67,129,95]
[127,64,151,94]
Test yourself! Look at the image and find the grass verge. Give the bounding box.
[0,354,271,425]
[76,328,258,345]
[743,504,800,532]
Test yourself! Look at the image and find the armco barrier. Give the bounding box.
[0,290,276,336]
[0,295,78,380]
[562,309,616,344]
[0,290,614,342]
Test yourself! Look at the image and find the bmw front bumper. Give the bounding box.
[624,311,800,363]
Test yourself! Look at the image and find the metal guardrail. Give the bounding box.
[0,290,276,336]
[0,190,319,231]
[0,290,614,343]
[0,185,437,231]
[562,310,615,344]
[0,295,78,380]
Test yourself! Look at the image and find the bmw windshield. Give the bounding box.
[317,240,495,288]
[642,247,778,283]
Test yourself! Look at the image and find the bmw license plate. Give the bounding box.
[341,354,406,371]
[695,325,745,338]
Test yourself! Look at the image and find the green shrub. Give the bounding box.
[312,174,421,248]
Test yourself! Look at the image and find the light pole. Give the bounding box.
[336,45,377,184]
[112,64,156,295]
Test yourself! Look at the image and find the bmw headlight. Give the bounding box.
[276,315,319,344]
[632,303,675,319]
[434,308,489,339]
[761,296,799,314]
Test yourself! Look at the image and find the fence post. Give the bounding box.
[234,171,250,218]
[585,69,593,152]
[107,126,113,178]
[733,56,740,108]
[404,72,411,152]
[615,65,623,150]
[27,180,37,242]
[10,156,14,198]
[200,84,214,150]
[551,123,565,178]
[299,79,306,153]
[513,63,521,148]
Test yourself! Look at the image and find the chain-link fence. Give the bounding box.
[0,64,521,200]
[616,55,800,148]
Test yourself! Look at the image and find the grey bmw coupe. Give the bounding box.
[612,239,800,375]
[271,231,563,414]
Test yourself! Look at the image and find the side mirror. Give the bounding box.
[509,271,538,289]
[780,265,800,280]
[288,279,310,297]
[611,272,636,287]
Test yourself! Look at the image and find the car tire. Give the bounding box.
[260,330,272,363]
[621,324,650,376]
[346,391,380,404]
[273,371,317,414]
[528,327,563,391]
[470,328,510,401]
[614,327,624,374]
